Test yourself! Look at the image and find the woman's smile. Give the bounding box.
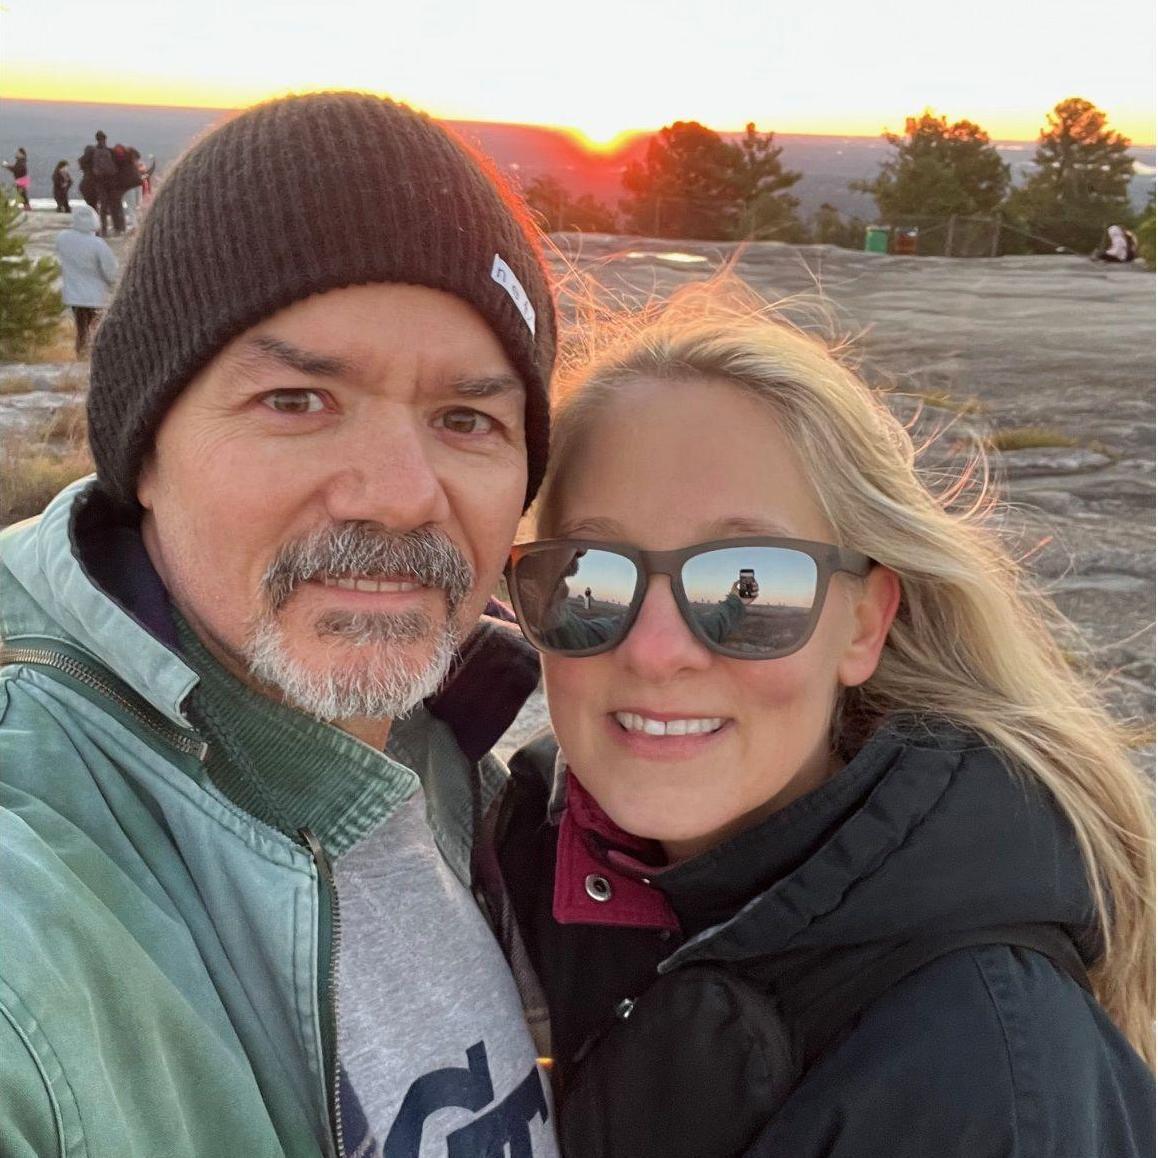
[606,708,734,761]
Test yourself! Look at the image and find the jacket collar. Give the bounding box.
[0,477,198,728]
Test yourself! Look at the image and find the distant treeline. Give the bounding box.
[521,97,1155,260]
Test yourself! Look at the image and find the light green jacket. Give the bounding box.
[0,479,508,1158]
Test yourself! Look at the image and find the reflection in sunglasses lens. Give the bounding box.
[682,547,818,655]
[515,548,638,652]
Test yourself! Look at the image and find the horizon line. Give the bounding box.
[2,93,1154,149]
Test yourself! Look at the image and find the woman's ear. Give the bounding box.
[837,566,900,688]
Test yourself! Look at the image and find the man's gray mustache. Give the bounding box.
[261,523,474,614]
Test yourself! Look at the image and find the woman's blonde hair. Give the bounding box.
[536,274,1155,1064]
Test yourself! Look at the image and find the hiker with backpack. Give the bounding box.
[494,277,1155,1157]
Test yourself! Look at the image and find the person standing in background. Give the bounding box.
[54,204,118,357]
[3,147,31,210]
[138,153,156,204]
[116,144,147,229]
[78,134,100,210]
[52,160,73,213]
[83,131,125,235]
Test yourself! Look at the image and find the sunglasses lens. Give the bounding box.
[681,546,818,656]
[512,548,638,653]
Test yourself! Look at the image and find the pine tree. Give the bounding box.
[621,121,740,239]
[1007,97,1135,254]
[620,121,802,241]
[852,111,1010,224]
[1136,192,1155,270]
[0,195,62,359]
[728,123,803,241]
[523,175,618,233]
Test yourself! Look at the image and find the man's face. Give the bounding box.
[138,283,528,738]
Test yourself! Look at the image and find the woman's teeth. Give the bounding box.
[320,575,423,593]
[614,712,724,737]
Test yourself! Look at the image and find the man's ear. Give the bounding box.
[837,565,900,688]
[136,452,157,511]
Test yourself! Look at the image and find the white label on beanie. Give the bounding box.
[491,254,536,337]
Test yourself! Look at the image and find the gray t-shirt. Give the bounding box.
[335,790,558,1158]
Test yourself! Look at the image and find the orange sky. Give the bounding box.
[3,0,1154,145]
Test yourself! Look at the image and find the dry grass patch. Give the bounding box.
[889,387,987,417]
[23,316,81,364]
[0,374,43,396]
[987,426,1082,452]
[0,405,93,527]
[38,400,87,444]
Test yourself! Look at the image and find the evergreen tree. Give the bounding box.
[728,123,803,241]
[810,202,866,249]
[620,121,802,240]
[621,121,739,238]
[0,195,63,359]
[852,111,1010,223]
[1136,192,1155,269]
[523,175,618,233]
[1006,97,1136,254]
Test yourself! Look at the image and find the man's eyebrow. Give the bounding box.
[448,374,525,399]
[240,335,354,378]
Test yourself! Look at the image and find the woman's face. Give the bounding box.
[542,376,897,860]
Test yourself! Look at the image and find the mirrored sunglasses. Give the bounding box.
[506,537,874,660]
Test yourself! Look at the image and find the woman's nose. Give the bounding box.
[616,576,713,680]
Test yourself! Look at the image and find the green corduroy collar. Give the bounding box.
[174,611,420,857]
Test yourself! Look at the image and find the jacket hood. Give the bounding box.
[658,719,1099,973]
[70,204,100,234]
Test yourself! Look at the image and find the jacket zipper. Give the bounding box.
[4,647,349,1152]
[0,645,207,759]
[298,827,345,1158]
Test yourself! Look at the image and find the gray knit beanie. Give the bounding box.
[88,91,555,509]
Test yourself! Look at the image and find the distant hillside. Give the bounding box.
[2,98,1153,220]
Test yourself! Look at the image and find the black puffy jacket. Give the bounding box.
[497,718,1154,1158]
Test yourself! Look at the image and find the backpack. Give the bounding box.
[557,925,1091,1158]
[92,145,117,179]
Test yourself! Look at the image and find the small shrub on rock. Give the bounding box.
[0,194,63,360]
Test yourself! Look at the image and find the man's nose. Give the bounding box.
[321,412,452,530]
[616,576,713,681]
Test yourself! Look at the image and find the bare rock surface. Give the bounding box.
[4,214,1153,759]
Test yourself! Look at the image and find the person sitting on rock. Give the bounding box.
[1094,223,1138,263]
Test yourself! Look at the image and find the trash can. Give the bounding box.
[864,225,889,254]
[894,227,919,256]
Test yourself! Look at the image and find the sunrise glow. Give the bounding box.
[2,0,1154,146]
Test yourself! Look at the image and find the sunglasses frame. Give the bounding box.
[506,536,875,661]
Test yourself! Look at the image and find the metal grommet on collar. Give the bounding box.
[584,873,613,903]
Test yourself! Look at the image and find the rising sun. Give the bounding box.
[562,122,646,154]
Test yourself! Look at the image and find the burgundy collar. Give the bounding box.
[552,772,680,932]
